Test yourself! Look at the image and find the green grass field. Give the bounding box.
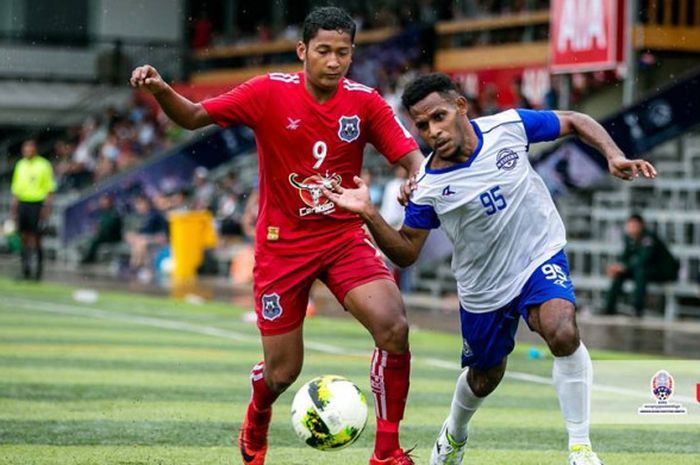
[0,277,697,465]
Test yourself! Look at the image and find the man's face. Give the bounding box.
[135,198,149,214]
[22,141,37,158]
[625,218,644,241]
[409,92,469,162]
[298,29,353,92]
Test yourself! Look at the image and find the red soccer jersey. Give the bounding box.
[202,72,418,255]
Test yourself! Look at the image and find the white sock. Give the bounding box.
[446,369,485,443]
[552,343,593,449]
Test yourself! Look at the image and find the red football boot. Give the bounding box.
[237,405,271,465]
[369,448,416,465]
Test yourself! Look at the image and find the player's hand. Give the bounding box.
[607,262,625,278]
[129,65,167,95]
[397,173,418,206]
[321,176,373,216]
[608,156,657,181]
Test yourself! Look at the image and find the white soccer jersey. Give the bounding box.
[404,109,567,312]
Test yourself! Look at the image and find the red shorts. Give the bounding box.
[253,229,395,336]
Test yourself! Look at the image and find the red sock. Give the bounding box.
[243,362,279,448]
[250,362,279,411]
[370,349,411,458]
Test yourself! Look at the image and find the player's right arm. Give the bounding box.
[129,65,213,130]
[322,176,430,267]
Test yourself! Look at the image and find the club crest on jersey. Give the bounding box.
[289,172,342,217]
[496,148,519,171]
[261,293,283,321]
[338,115,361,142]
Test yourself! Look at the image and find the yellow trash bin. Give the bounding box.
[168,210,217,283]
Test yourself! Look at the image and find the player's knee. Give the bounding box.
[373,315,409,353]
[544,322,579,356]
[266,363,302,392]
[468,365,504,397]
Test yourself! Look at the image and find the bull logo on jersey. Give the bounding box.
[496,148,519,171]
[338,115,361,142]
[261,293,283,321]
[289,172,342,217]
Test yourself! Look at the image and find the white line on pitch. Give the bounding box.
[4,296,696,403]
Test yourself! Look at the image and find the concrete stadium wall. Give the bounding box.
[93,0,184,42]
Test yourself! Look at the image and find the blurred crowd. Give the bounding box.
[189,0,551,51]
[78,165,259,281]
[49,96,187,192]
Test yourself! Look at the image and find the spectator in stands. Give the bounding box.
[10,139,56,280]
[168,188,191,212]
[215,172,245,237]
[360,168,383,205]
[80,194,123,264]
[191,11,213,50]
[52,139,74,191]
[240,187,259,240]
[512,77,533,109]
[604,214,680,317]
[481,83,502,115]
[125,194,168,273]
[192,166,216,211]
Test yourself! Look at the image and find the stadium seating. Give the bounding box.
[554,131,700,319]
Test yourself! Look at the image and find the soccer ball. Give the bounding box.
[290,375,368,451]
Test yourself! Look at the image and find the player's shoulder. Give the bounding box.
[266,71,302,87]
[36,156,51,168]
[472,109,523,134]
[340,77,377,96]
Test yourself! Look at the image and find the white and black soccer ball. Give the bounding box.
[290,375,368,451]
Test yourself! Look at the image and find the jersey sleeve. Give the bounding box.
[366,92,419,163]
[404,200,440,230]
[516,109,561,143]
[201,75,270,128]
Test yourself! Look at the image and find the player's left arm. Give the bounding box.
[395,150,424,205]
[555,110,657,180]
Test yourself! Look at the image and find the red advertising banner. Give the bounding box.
[550,0,624,73]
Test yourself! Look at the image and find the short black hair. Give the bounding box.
[302,7,356,45]
[628,213,645,224]
[401,73,460,111]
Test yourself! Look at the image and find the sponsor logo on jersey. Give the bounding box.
[267,226,280,241]
[286,117,301,130]
[338,115,361,142]
[261,293,283,321]
[289,172,342,217]
[442,185,456,196]
[496,148,519,171]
